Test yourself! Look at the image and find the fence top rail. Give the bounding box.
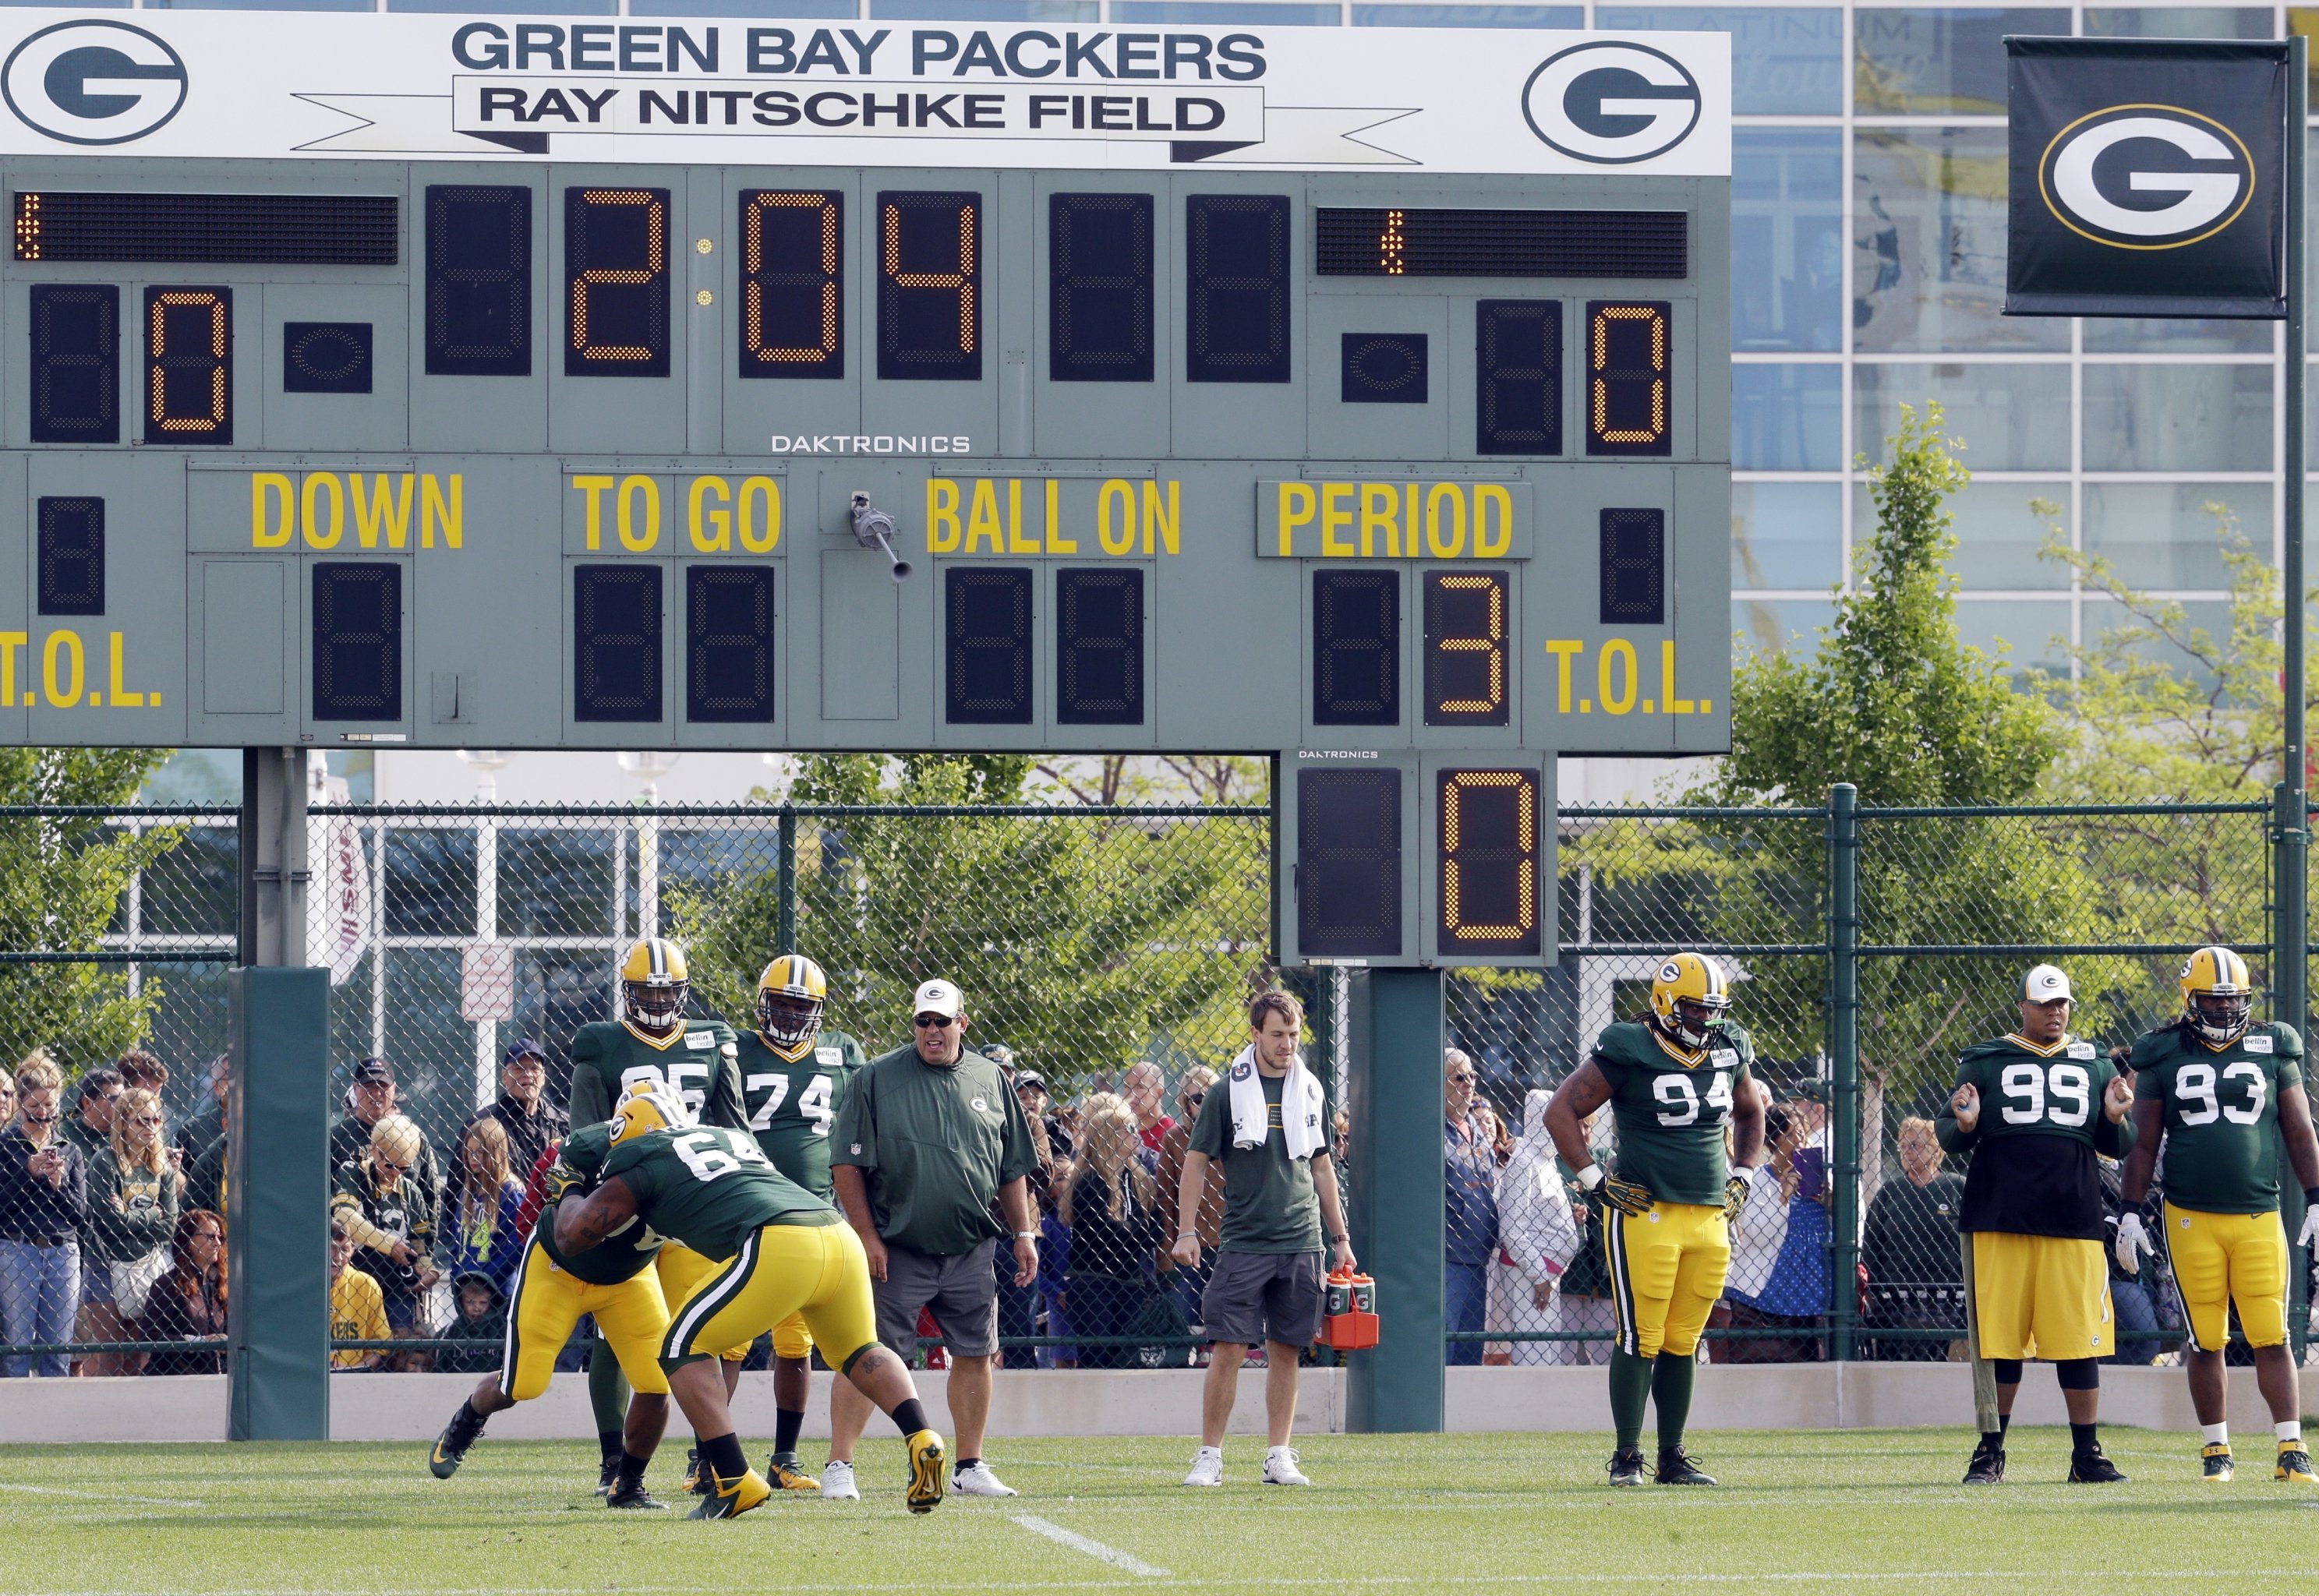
[0,805,242,819]
[310,801,1271,820]
[1858,802,2271,819]
[1559,804,1829,821]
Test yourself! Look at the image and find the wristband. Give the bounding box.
[1575,1163,1605,1192]
[1014,1231,1038,1241]
[1178,1231,1198,1239]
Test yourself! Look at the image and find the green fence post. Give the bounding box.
[777,803,797,954]
[1827,785,1861,1364]
[2278,782,2311,1361]
[227,965,331,1441]
[1346,966,1445,1433]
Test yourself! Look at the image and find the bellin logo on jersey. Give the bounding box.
[1522,41,1701,165]
[2006,37,2286,320]
[2,20,187,146]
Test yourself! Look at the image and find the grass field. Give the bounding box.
[2,1428,2314,1593]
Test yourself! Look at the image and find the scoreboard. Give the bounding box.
[0,9,1732,966]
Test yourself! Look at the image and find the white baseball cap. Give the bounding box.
[2023,964,2073,1002]
[912,978,963,1019]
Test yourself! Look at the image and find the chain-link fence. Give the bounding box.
[2,794,2307,1375]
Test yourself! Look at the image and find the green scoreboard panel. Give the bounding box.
[0,11,1731,966]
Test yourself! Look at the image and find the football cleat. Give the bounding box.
[681,1447,705,1495]
[596,1455,620,1496]
[1607,1446,1648,1488]
[2201,1443,2235,1482]
[428,1404,485,1480]
[2067,1446,2127,1484]
[905,1430,948,1513]
[2276,1446,2317,1484]
[766,1456,821,1492]
[689,1467,772,1520]
[1960,1442,2006,1485]
[606,1479,670,1511]
[1655,1446,1716,1486]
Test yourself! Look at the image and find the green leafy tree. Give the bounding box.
[673,753,1267,1090]
[0,747,180,1072]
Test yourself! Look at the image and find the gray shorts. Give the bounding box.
[875,1237,1000,1360]
[1202,1250,1325,1348]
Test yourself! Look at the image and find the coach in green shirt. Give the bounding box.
[827,977,1038,1501]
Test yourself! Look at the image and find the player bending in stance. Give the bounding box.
[1546,952,1764,1487]
[2116,947,2319,1484]
[570,936,748,1495]
[555,1085,946,1520]
[426,1117,675,1509]
[1942,965,2135,1485]
[732,954,865,1492]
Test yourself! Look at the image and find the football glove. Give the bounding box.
[2297,1193,2319,1251]
[1600,1172,1656,1220]
[543,1160,585,1202]
[2114,1210,2152,1276]
[1723,1174,1752,1222]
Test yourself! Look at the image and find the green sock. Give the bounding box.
[1650,1351,1697,1453]
[1609,1349,1654,1451]
[588,1338,631,1440]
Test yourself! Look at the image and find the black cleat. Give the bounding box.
[2201,1443,2236,1482]
[1607,1446,1648,1488]
[606,1479,670,1510]
[428,1404,485,1480]
[2068,1446,2127,1484]
[1961,1441,2006,1485]
[682,1447,708,1495]
[1655,1446,1717,1485]
[596,1456,620,1497]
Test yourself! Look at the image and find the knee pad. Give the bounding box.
[1992,1358,2024,1385]
[2055,1357,2101,1392]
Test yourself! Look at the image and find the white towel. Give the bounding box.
[1225,1045,1326,1160]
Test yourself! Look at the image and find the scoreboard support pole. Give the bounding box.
[2280,30,2312,1362]
[229,750,332,1439]
[1345,967,1448,1433]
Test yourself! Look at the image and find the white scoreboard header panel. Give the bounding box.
[0,9,1732,966]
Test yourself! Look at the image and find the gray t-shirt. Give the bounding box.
[1187,1068,1331,1255]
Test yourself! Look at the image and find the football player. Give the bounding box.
[568,936,747,1491]
[1545,952,1764,1487]
[1940,965,2137,1485]
[2117,947,2319,1483]
[553,1084,946,1520]
[425,1110,675,1509]
[730,954,866,1492]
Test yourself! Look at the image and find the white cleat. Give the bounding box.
[1183,1446,1225,1487]
[952,1461,1018,1497]
[819,1460,860,1501]
[1261,1446,1312,1486]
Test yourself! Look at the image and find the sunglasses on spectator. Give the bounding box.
[914,1014,957,1029]
[129,1114,164,1127]
[1448,1072,1477,1085]
[1183,1092,1206,1107]
[375,1156,412,1174]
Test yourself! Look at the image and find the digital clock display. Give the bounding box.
[1314,208,1687,279]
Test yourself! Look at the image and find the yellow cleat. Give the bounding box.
[768,1459,821,1492]
[2277,1445,2317,1483]
[2200,1443,2234,1482]
[689,1467,772,1520]
[905,1429,947,1514]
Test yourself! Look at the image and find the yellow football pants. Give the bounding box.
[656,1242,771,1362]
[497,1241,670,1402]
[1971,1232,2112,1361]
[1606,1202,1730,1359]
[660,1220,878,1373]
[2164,1203,2289,1352]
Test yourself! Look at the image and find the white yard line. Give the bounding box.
[0,1481,204,1508]
[1009,1513,1172,1579]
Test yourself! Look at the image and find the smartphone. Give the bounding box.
[1794,1146,1826,1202]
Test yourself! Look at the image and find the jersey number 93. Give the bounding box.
[2176,1061,2265,1126]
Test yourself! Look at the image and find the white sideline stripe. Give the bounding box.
[1009,1513,1172,1578]
[0,1482,204,1508]
[16,1580,2319,1596]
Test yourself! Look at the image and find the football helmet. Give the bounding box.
[2179,946,2254,1046]
[757,954,829,1060]
[1649,952,1732,1050]
[620,937,691,1033]
[613,1081,691,1144]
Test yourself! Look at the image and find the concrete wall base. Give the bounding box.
[0,1364,2299,1445]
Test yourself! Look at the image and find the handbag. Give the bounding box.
[111,1246,171,1319]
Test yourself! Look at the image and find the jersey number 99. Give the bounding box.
[1999,1061,2090,1128]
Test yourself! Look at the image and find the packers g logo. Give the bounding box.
[2,20,187,147]
[1659,961,1682,983]
[1522,41,1702,165]
[2038,104,2254,251]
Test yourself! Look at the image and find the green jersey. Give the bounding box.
[1185,1065,1333,1254]
[2130,1020,2304,1216]
[736,1029,864,1199]
[601,1125,835,1262]
[1590,1018,1754,1208]
[533,1121,663,1287]
[1938,1033,2134,1238]
[567,1018,744,1130]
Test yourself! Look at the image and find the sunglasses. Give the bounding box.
[1448,1072,1478,1086]
[1183,1092,1206,1107]
[375,1156,412,1174]
[129,1114,164,1127]
[914,1014,957,1029]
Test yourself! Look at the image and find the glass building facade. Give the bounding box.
[124,0,2313,673]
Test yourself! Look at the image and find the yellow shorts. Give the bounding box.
[1971,1232,2112,1361]
[2164,1203,2289,1351]
[656,1243,753,1363]
[1605,1202,1730,1360]
[498,1241,670,1402]
[661,1220,878,1375]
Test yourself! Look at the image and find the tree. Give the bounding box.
[0,747,180,1072]
[672,753,1267,1090]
